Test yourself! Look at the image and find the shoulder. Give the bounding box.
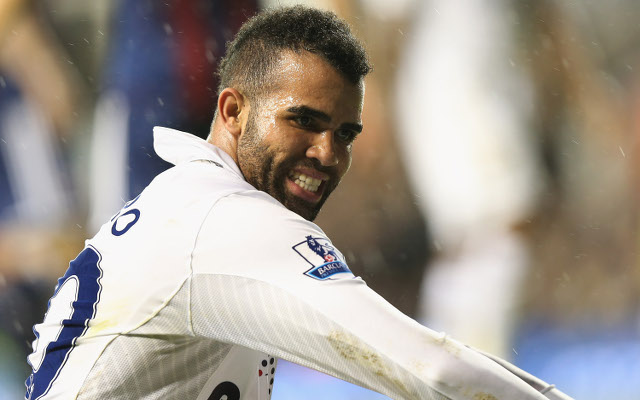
[151,161,315,234]
[155,160,253,195]
[134,160,254,219]
[211,190,324,237]
[193,190,353,282]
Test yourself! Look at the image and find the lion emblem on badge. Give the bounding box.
[305,235,338,263]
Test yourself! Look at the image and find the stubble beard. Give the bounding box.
[237,111,336,221]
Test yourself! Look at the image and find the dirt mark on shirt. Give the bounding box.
[327,330,415,399]
[473,393,498,400]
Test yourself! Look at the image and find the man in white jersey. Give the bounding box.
[25,6,572,400]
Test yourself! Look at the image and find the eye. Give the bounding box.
[295,115,312,128]
[335,129,357,143]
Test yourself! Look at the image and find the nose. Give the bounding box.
[306,131,339,167]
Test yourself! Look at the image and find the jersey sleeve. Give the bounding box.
[188,192,551,400]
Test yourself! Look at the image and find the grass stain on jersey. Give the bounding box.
[473,393,498,400]
[327,330,414,399]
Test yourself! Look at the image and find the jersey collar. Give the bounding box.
[153,126,244,180]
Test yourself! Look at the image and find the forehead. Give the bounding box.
[259,51,364,117]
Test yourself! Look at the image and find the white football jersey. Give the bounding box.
[25,128,562,400]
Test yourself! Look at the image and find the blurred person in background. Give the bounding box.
[88,0,258,231]
[396,0,541,359]
[0,0,87,397]
[396,0,639,399]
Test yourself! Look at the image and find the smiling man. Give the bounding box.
[215,48,363,221]
[25,5,571,400]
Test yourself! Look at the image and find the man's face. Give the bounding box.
[237,51,364,221]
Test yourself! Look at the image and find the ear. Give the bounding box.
[217,88,246,137]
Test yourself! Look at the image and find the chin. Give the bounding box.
[291,205,320,221]
[284,199,321,221]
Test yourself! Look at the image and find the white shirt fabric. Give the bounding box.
[25,127,558,400]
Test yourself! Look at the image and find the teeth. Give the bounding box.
[289,171,322,192]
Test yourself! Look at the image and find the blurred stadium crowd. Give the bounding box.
[1,0,639,398]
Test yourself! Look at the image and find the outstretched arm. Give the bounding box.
[189,193,570,399]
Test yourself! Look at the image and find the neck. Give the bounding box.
[207,120,239,165]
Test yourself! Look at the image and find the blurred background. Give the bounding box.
[0,0,638,398]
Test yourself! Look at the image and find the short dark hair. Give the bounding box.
[217,5,372,98]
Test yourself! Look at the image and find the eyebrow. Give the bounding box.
[286,105,363,133]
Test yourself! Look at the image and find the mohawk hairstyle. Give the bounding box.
[217,5,372,98]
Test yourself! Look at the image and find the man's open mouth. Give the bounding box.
[288,171,324,193]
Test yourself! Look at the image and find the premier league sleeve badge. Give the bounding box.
[292,236,353,280]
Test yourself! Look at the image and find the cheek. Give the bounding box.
[338,148,353,176]
[253,103,281,137]
[255,117,294,150]
[252,117,273,142]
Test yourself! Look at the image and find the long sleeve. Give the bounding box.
[188,192,551,400]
